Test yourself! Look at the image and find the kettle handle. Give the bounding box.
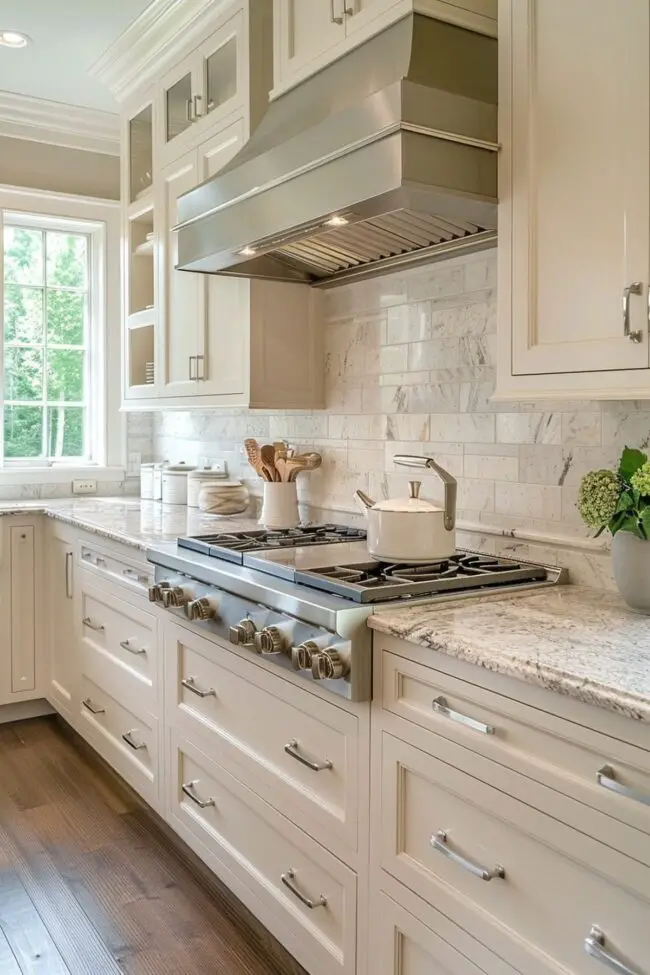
[393,455,457,532]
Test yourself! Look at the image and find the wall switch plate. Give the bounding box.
[210,460,227,474]
[72,479,97,495]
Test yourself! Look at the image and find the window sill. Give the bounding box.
[0,466,126,486]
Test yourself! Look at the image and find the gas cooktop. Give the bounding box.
[178,525,367,564]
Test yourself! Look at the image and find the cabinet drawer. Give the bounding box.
[372,890,519,975]
[381,651,650,847]
[80,578,157,710]
[166,621,360,854]
[168,733,357,975]
[79,542,152,592]
[381,733,650,975]
[79,674,158,807]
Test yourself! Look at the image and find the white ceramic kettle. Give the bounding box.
[355,454,457,563]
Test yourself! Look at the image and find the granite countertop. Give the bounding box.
[370,587,650,722]
[0,498,261,550]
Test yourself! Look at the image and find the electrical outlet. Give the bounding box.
[128,451,142,476]
[72,479,97,495]
[210,459,227,474]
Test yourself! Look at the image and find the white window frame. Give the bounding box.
[0,185,124,483]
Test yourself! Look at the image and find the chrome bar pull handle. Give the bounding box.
[281,869,327,909]
[192,94,203,119]
[65,551,73,599]
[122,730,147,751]
[431,831,505,882]
[432,696,494,735]
[584,926,641,975]
[182,676,216,699]
[597,765,650,807]
[182,780,215,808]
[185,97,194,123]
[284,739,333,772]
[188,355,196,380]
[120,639,147,656]
[82,698,105,715]
[195,354,205,381]
[623,282,643,343]
[329,0,343,23]
[82,617,105,632]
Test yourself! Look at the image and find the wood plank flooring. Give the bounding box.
[0,717,307,975]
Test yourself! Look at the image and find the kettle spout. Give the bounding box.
[355,489,375,514]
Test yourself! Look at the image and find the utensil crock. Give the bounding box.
[259,481,300,529]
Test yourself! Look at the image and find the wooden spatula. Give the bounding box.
[244,439,271,480]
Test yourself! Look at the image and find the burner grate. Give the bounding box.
[177,524,367,564]
[295,551,549,603]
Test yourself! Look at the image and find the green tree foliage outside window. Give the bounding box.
[3,224,88,460]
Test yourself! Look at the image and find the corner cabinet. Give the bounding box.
[497,0,650,400]
[272,0,497,99]
[121,0,324,411]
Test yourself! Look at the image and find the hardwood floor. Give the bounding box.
[0,717,307,975]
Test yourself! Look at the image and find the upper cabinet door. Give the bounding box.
[198,11,244,127]
[161,60,195,149]
[501,0,650,379]
[195,120,249,399]
[341,0,399,38]
[274,0,346,87]
[157,151,203,398]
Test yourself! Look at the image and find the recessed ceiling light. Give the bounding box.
[0,30,30,48]
[239,246,257,256]
[325,215,348,227]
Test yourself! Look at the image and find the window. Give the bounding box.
[3,221,91,462]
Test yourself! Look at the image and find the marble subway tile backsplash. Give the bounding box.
[154,248,650,589]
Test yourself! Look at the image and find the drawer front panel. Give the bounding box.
[166,622,359,851]
[79,674,158,803]
[80,578,157,705]
[168,733,357,975]
[382,651,650,845]
[79,543,152,592]
[373,891,520,975]
[381,733,650,975]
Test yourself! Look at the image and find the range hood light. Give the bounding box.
[324,215,348,227]
[239,246,257,256]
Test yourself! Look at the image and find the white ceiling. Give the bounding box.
[0,0,154,113]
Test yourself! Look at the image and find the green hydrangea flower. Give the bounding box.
[630,460,650,497]
[577,469,620,529]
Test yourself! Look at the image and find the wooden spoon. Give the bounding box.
[244,439,271,480]
[260,444,280,482]
[288,452,322,481]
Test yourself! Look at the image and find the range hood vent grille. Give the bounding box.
[275,209,485,276]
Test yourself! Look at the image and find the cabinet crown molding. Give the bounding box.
[0,92,120,156]
[90,0,236,104]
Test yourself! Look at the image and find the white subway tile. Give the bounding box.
[386,414,430,442]
[429,413,495,443]
[464,454,519,482]
[561,412,602,446]
[495,482,562,521]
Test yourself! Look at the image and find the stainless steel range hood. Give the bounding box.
[175,13,498,287]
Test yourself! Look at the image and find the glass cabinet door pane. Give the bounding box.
[166,73,193,142]
[129,105,153,201]
[206,36,237,114]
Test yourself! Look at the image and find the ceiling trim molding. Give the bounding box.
[90,0,232,104]
[0,92,120,155]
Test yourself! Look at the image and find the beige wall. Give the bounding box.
[0,135,119,199]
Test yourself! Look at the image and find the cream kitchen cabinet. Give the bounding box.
[0,517,45,707]
[158,7,246,167]
[157,125,323,408]
[272,0,497,98]
[497,0,650,400]
[46,523,78,723]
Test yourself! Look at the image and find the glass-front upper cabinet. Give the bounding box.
[159,10,243,159]
[128,102,153,202]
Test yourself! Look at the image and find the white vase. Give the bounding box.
[259,481,300,530]
[611,530,650,614]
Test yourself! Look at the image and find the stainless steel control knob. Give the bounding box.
[254,625,289,655]
[185,597,219,622]
[312,649,348,681]
[161,586,189,608]
[291,640,319,671]
[148,581,171,603]
[229,618,257,646]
